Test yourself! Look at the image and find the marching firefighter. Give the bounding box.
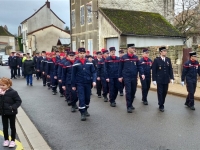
[62,52,78,112]
[139,48,153,105]
[71,48,96,121]
[152,46,174,112]
[104,47,120,107]
[181,51,200,110]
[97,49,109,102]
[94,51,102,98]
[119,44,145,113]
[40,51,48,87]
[118,49,125,96]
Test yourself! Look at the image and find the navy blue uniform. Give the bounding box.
[104,56,120,104]
[47,58,56,91]
[8,56,18,78]
[97,58,109,98]
[152,57,174,109]
[119,54,144,109]
[17,56,22,77]
[71,59,96,114]
[62,60,78,107]
[181,60,200,107]
[40,57,48,86]
[94,58,102,97]
[34,56,41,80]
[139,57,153,102]
[58,58,67,97]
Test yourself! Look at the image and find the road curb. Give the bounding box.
[137,85,200,101]
[16,107,51,150]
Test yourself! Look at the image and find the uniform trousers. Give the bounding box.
[10,66,17,78]
[157,83,169,108]
[124,78,137,108]
[108,78,119,103]
[76,83,91,114]
[186,82,197,107]
[96,80,102,96]
[140,78,151,102]
[101,77,109,97]
[67,84,78,107]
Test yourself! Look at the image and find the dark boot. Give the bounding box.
[81,113,86,121]
[127,107,133,113]
[110,103,116,107]
[85,110,90,117]
[103,96,108,102]
[71,106,76,112]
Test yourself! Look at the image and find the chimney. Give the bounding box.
[46,0,50,8]
[4,25,8,30]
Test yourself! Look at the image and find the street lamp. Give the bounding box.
[86,2,98,19]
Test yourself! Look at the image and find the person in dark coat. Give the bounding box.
[181,51,200,110]
[8,52,18,79]
[152,46,174,112]
[23,55,35,86]
[0,78,22,148]
[16,53,22,77]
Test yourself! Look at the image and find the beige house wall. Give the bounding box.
[27,26,70,54]
[0,36,15,51]
[98,13,120,49]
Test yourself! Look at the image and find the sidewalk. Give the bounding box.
[137,81,200,101]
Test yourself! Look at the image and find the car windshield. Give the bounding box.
[2,55,9,60]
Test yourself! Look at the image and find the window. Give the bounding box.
[71,0,75,4]
[80,6,85,25]
[71,10,75,27]
[87,2,92,23]
[88,39,93,54]
[72,41,76,51]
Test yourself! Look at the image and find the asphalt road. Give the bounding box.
[1,66,200,150]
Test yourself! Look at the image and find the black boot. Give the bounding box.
[85,110,90,117]
[81,113,86,121]
[71,106,76,112]
[103,96,108,102]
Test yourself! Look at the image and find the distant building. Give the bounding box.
[20,0,70,54]
[70,0,184,55]
[0,26,15,54]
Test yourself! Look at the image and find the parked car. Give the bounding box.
[0,55,9,66]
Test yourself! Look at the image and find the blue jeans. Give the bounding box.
[26,74,33,85]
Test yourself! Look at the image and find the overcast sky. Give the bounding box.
[0,0,70,35]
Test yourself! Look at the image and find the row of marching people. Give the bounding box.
[33,43,200,121]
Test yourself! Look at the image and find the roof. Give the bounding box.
[57,38,70,45]
[0,26,14,37]
[21,3,65,24]
[99,8,183,37]
[27,24,69,35]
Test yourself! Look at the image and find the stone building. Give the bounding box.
[70,0,184,55]
[21,0,70,54]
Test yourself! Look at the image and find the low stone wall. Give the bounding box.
[135,45,200,88]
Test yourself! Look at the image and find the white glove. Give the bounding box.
[153,81,157,85]
[171,79,174,84]
[181,81,184,86]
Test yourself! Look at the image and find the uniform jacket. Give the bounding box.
[8,56,18,67]
[36,56,42,70]
[97,57,106,78]
[58,58,67,80]
[71,59,97,87]
[62,60,74,85]
[119,54,144,79]
[40,57,48,73]
[23,60,35,75]
[17,56,22,67]
[54,56,61,77]
[181,60,200,83]
[152,57,174,84]
[47,59,55,76]
[104,56,120,79]
[0,88,22,115]
[139,57,153,79]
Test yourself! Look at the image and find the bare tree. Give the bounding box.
[174,0,200,40]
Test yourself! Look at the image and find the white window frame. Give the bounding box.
[72,41,76,51]
[87,2,92,24]
[80,5,85,26]
[88,39,93,54]
[71,10,76,28]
